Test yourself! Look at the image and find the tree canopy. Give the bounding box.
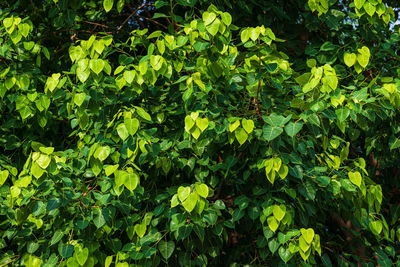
[1,0,400,266]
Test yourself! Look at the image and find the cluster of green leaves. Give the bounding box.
[1,0,400,266]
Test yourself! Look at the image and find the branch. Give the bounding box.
[117,3,155,32]
[81,20,111,29]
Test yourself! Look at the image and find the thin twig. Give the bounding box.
[137,15,168,30]
[117,3,155,31]
[82,20,110,28]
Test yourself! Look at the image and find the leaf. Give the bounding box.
[117,123,129,141]
[123,70,135,83]
[150,55,164,71]
[124,172,139,191]
[348,171,362,187]
[369,221,382,235]
[74,247,89,266]
[134,223,146,238]
[221,12,232,26]
[194,183,209,198]
[344,53,356,67]
[235,127,248,145]
[36,154,51,169]
[284,121,303,137]
[105,256,113,267]
[278,165,288,179]
[89,59,105,74]
[363,2,376,16]
[95,146,111,161]
[182,192,198,212]
[185,115,195,132]
[267,216,279,232]
[354,0,366,9]
[301,228,315,243]
[103,0,113,12]
[124,118,140,136]
[0,170,9,186]
[263,125,283,141]
[195,117,209,132]
[242,118,254,133]
[273,205,286,221]
[335,108,350,122]
[135,106,152,121]
[177,186,191,202]
[229,120,240,132]
[105,164,119,176]
[268,238,279,254]
[206,18,221,36]
[357,46,370,68]
[50,230,64,246]
[389,136,400,150]
[278,246,292,263]
[158,240,175,260]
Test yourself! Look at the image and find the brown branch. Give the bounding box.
[81,20,110,28]
[137,15,168,30]
[117,3,155,31]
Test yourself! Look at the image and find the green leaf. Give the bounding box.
[177,186,191,202]
[357,46,370,68]
[36,154,51,169]
[123,70,135,83]
[105,164,119,176]
[134,223,146,238]
[389,136,400,150]
[158,240,175,260]
[114,170,127,187]
[124,172,139,191]
[284,121,303,137]
[235,127,248,145]
[150,55,164,71]
[267,216,279,232]
[135,107,152,121]
[369,221,382,235]
[363,2,376,16]
[195,117,209,132]
[0,170,9,186]
[344,53,356,67]
[268,238,279,254]
[117,123,129,141]
[185,115,195,132]
[263,125,283,141]
[95,146,111,162]
[50,230,64,246]
[301,228,315,243]
[221,12,232,26]
[348,171,362,187]
[354,0,366,9]
[103,0,113,12]
[206,18,221,36]
[278,165,288,179]
[90,59,105,74]
[182,192,198,212]
[273,205,286,221]
[124,118,140,136]
[105,256,113,267]
[335,108,350,122]
[229,120,240,132]
[195,183,209,198]
[278,246,292,263]
[242,118,254,133]
[74,247,89,266]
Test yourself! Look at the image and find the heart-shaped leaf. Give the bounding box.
[90,59,105,75]
[267,216,279,232]
[278,246,292,263]
[182,192,198,212]
[124,172,139,191]
[134,223,146,238]
[301,228,315,244]
[273,205,286,221]
[185,115,195,132]
[158,240,175,260]
[278,165,288,179]
[344,52,356,67]
[235,127,248,145]
[242,118,254,133]
[284,121,303,137]
[196,117,209,132]
[117,123,129,141]
[124,118,140,136]
[114,170,127,187]
[0,170,9,186]
[298,235,310,252]
[348,171,362,187]
[263,125,283,141]
[194,183,209,198]
[369,220,382,235]
[268,238,279,254]
[229,120,240,132]
[74,247,89,266]
[177,186,191,202]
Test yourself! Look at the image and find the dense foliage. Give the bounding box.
[1,0,400,266]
